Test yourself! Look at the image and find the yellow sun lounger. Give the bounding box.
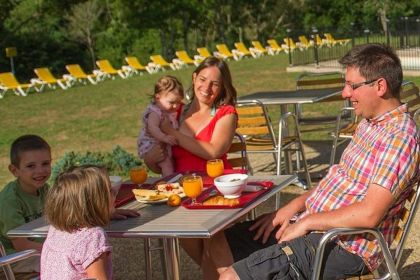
[175,50,200,66]
[124,56,159,74]
[215,44,242,61]
[281,37,299,52]
[33,67,71,90]
[150,55,178,71]
[251,41,274,55]
[298,35,314,49]
[195,47,213,62]
[234,42,262,58]
[65,64,103,85]
[96,59,129,79]
[324,33,351,45]
[0,72,40,98]
[266,39,283,54]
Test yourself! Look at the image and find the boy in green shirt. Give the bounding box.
[0,134,51,273]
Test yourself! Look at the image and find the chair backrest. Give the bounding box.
[197,47,212,58]
[150,55,171,67]
[125,56,145,70]
[393,177,420,268]
[65,64,87,79]
[267,39,281,50]
[34,68,57,83]
[234,42,251,55]
[251,41,266,52]
[236,100,277,148]
[175,51,195,64]
[216,44,233,57]
[0,73,20,87]
[226,132,252,174]
[96,59,118,73]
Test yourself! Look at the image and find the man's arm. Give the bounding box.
[279,183,393,242]
[250,188,315,243]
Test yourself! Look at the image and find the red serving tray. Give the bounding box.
[181,182,273,209]
[114,170,247,208]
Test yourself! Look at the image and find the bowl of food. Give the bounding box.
[213,174,248,199]
[109,175,122,194]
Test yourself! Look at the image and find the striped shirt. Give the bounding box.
[300,104,419,270]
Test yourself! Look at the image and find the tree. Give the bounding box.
[65,0,103,69]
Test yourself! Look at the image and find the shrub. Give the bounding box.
[51,145,142,183]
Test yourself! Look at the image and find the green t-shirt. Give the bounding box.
[0,180,48,254]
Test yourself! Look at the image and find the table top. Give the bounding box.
[8,174,296,239]
[238,87,343,105]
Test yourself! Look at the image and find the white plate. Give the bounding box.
[135,192,186,204]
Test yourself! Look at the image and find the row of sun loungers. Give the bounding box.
[0,34,350,98]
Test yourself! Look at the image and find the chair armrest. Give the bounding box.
[311,227,394,280]
[0,249,39,266]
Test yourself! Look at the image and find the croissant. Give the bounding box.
[203,195,240,207]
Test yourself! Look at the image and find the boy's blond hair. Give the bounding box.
[154,75,184,98]
[44,165,111,232]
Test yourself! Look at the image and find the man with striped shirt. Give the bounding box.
[197,44,420,279]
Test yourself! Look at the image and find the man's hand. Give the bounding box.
[278,220,309,242]
[249,207,298,243]
[111,208,140,220]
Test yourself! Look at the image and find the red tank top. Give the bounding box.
[172,105,237,173]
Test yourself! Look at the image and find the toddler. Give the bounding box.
[41,165,115,280]
[137,75,184,176]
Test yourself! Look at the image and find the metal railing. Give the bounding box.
[282,16,420,70]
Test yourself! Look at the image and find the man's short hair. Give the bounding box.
[339,43,403,98]
[10,135,51,166]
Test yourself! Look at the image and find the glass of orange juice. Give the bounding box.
[130,166,148,184]
[182,175,203,205]
[206,159,224,178]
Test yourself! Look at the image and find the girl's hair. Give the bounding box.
[188,56,237,106]
[154,75,184,98]
[44,165,111,232]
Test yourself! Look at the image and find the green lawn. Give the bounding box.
[1,54,419,186]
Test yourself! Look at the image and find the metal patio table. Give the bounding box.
[8,174,296,280]
[238,87,343,105]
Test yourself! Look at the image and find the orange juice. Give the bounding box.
[206,159,224,178]
[182,175,203,200]
[130,167,148,184]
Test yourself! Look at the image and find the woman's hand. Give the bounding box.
[161,116,176,135]
[163,135,178,145]
[143,144,166,173]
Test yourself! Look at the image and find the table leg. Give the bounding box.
[163,238,180,280]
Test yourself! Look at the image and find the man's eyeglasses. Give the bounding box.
[345,79,378,91]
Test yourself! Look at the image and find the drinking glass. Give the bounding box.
[182,175,203,205]
[206,159,224,178]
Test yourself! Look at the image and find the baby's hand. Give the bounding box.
[163,135,177,145]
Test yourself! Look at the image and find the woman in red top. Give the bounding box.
[144,56,238,174]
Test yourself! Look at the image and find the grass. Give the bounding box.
[1,53,420,186]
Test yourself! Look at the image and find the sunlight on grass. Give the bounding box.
[1,54,420,185]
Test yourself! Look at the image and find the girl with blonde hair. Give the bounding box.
[41,165,115,280]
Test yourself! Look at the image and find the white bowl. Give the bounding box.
[109,175,122,194]
[214,174,248,199]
